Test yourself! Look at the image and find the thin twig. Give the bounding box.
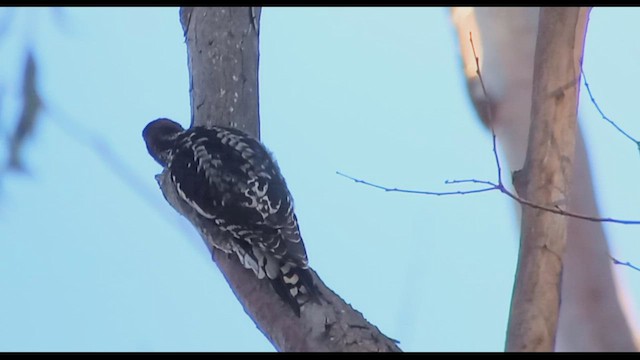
[335,171,496,196]
[499,187,640,224]
[470,32,502,185]
[445,178,495,187]
[337,170,640,225]
[580,69,640,271]
[611,255,640,272]
[581,68,638,144]
[469,32,495,126]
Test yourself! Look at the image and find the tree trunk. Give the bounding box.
[505,8,590,351]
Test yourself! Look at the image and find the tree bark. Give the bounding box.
[152,7,400,352]
[505,7,591,352]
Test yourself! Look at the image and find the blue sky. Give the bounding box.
[0,7,638,351]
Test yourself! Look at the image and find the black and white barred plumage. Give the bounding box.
[143,118,317,316]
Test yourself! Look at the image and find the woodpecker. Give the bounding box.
[143,118,317,316]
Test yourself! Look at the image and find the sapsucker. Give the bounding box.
[143,118,317,316]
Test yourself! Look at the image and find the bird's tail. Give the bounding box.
[232,240,320,317]
[269,261,319,317]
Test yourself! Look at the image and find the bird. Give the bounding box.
[142,118,318,316]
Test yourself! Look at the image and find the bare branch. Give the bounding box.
[336,171,496,196]
[470,32,505,186]
[158,167,400,352]
[469,32,495,129]
[337,169,640,225]
[611,256,640,273]
[581,68,640,146]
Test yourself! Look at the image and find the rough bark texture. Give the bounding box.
[152,7,400,352]
[451,7,638,351]
[505,7,591,352]
[180,7,260,136]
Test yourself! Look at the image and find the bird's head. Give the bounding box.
[142,118,185,167]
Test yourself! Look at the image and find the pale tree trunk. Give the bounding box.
[152,7,401,352]
[451,7,638,351]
